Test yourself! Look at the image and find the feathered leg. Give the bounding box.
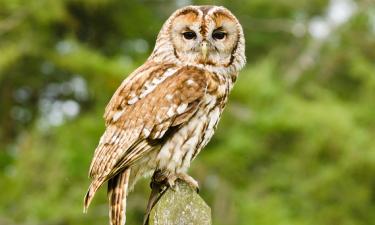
[108,168,131,225]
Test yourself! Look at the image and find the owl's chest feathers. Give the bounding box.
[155,72,232,173]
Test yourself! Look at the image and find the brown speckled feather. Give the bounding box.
[84,64,208,212]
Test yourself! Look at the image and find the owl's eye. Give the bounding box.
[182,31,196,40]
[212,30,226,40]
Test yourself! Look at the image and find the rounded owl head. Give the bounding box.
[150,5,246,74]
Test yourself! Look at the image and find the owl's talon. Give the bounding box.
[171,183,180,192]
[176,173,199,192]
[168,181,177,191]
[166,175,179,191]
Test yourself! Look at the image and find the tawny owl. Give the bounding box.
[83,5,245,225]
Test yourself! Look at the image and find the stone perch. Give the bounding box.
[148,180,212,225]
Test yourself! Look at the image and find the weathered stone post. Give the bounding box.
[148,180,212,225]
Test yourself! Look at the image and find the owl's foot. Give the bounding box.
[167,173,199,193]
[143,171,200,224]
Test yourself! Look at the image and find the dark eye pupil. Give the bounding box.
[213,31,226,40]
[183,31,196,40]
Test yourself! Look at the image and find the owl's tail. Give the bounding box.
[107,168,131,225]
[83,169,131,225]
[83,176,106,213]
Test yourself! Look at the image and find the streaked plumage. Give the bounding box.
[84,5,245,225]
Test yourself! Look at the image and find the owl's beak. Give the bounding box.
[201,41,208,61]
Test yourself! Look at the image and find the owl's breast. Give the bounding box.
[155,74,231,173]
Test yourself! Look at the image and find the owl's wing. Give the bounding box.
[88,63,208,180]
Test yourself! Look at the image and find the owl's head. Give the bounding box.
[151,5,246,74]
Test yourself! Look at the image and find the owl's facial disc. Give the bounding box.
[160,6,245,70]
[166,6,244,68]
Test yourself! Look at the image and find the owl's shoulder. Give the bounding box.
[103,61,212,124]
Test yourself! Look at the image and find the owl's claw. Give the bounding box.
[176,173,200,193]
[166,173,199,193]
[167,179,179,192]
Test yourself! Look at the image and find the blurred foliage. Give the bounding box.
[1,0,375,225]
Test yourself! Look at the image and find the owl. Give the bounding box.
[83,5,245,225]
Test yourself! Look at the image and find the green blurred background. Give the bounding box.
[1,0,375,224]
